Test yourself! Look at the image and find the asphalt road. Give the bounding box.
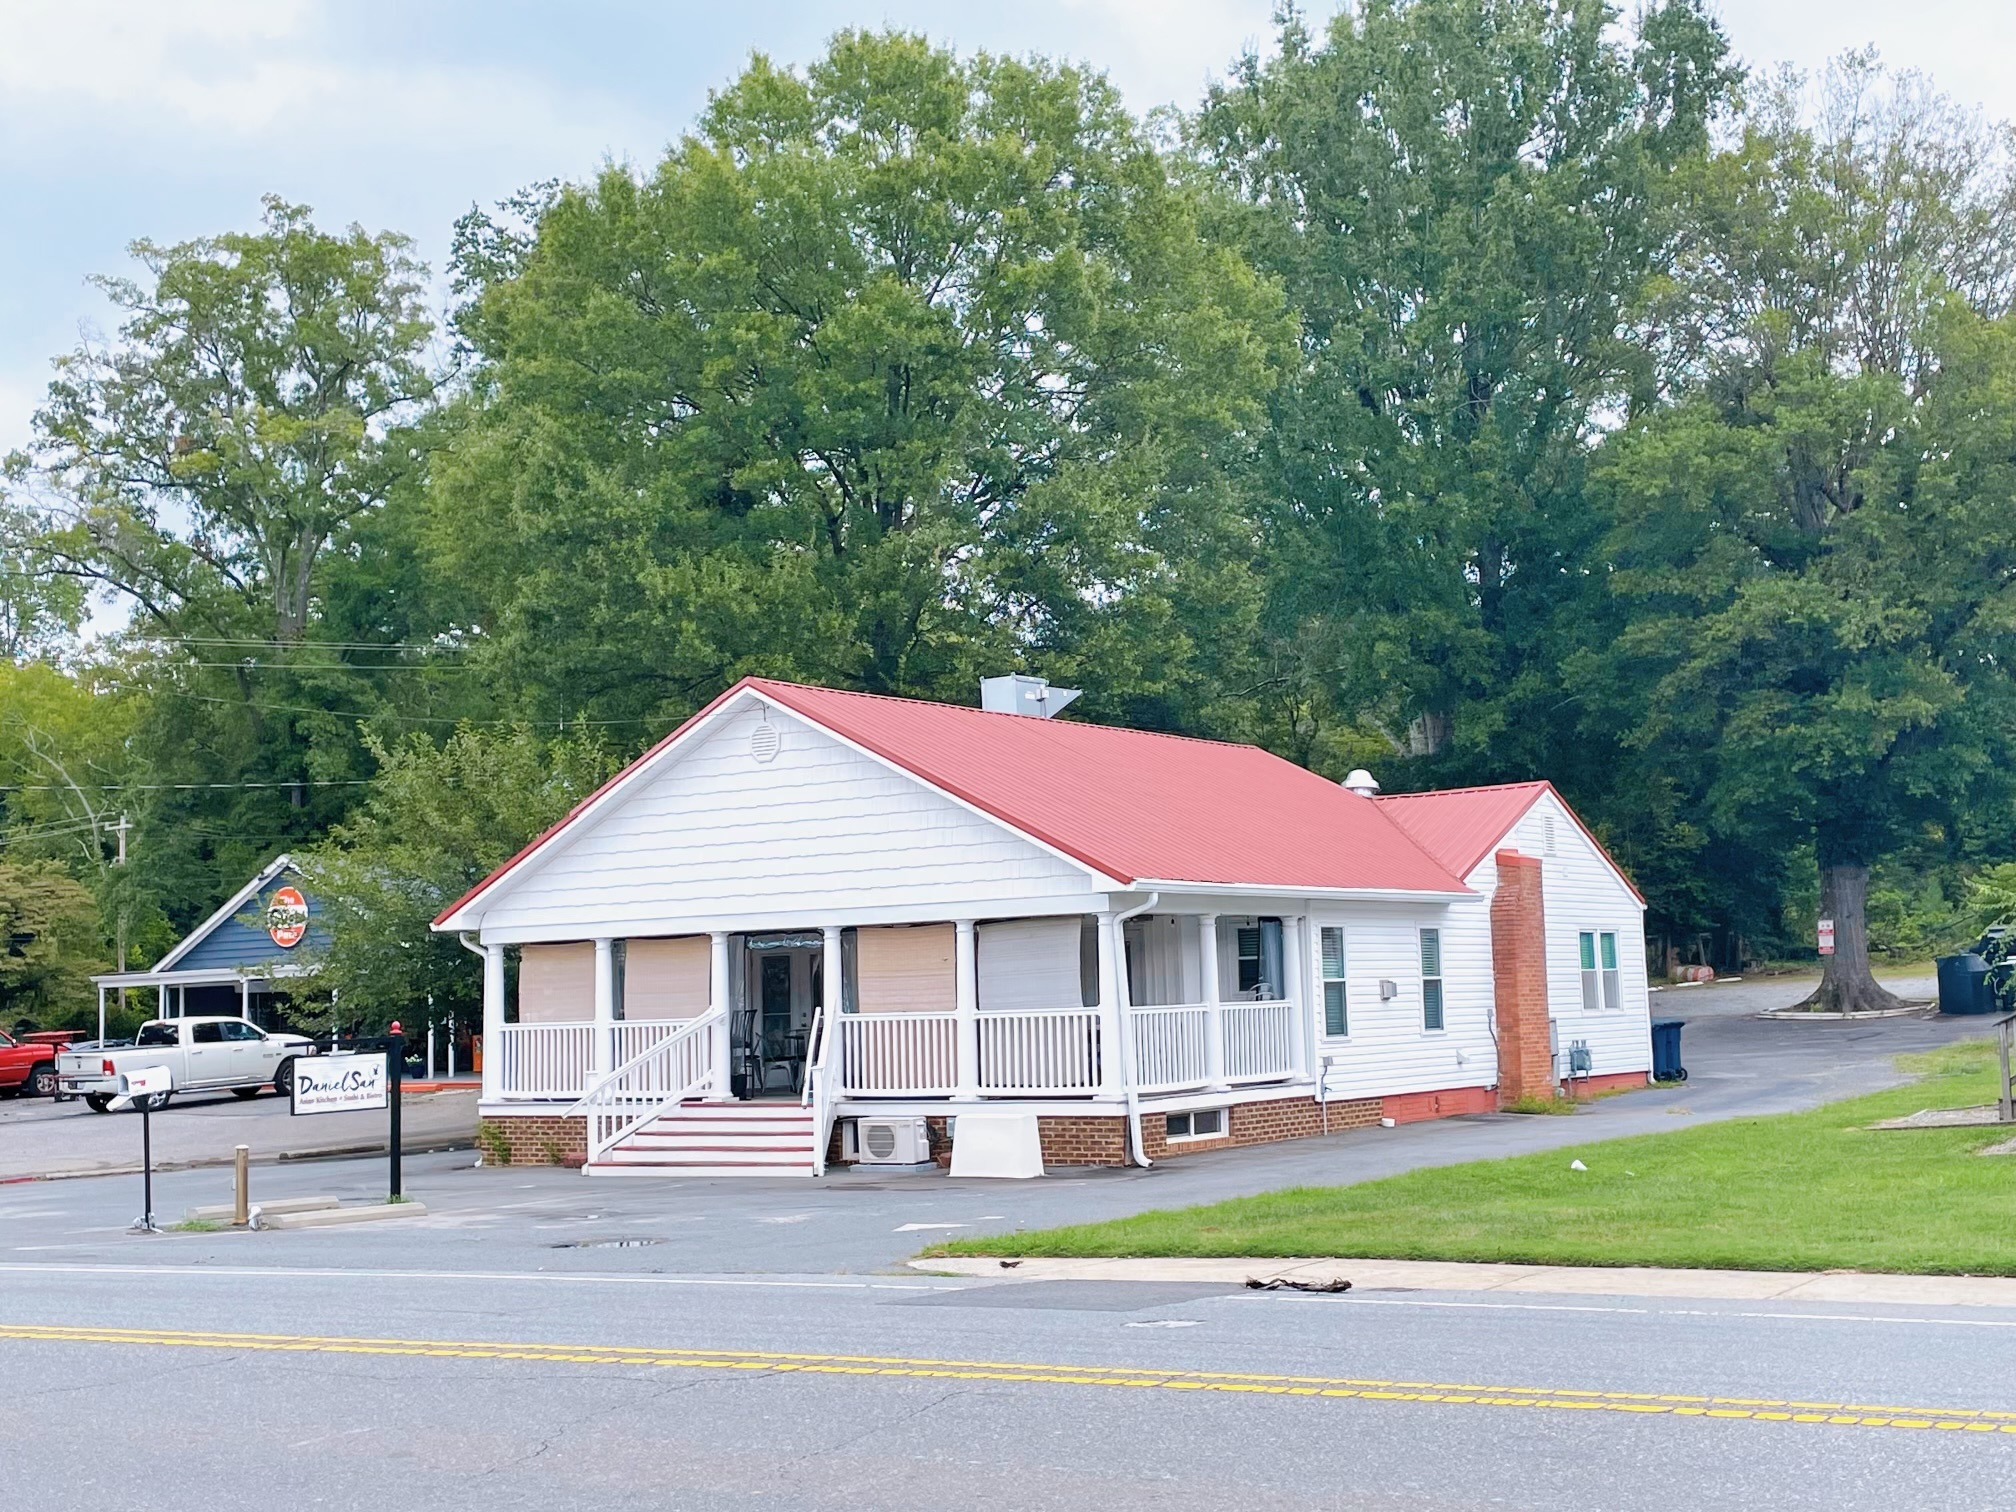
[6,1257,2014,1510]
[4,994,2006,1510]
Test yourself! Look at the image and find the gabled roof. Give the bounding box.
[1376,780,1645,903]
[151,854,299,972]
[433,679,1472,927]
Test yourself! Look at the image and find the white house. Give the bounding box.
[433,676,1651,1176]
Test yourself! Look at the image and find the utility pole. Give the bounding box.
[113,812,131,1016]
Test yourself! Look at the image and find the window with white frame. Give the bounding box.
[1321,926,1348,1036]
[1579,931,1621,1011]
[1165,1108,1225,1140]
[1419,928,1444,1031]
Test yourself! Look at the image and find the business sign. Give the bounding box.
[291,1052,387,1115]
[267,886,309,948]
[1817,918,1835,956]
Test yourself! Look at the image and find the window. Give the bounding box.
[1236,925,1262,995]
[1166,1108,1225,1140]
[191,1021,226,1044]
[1320,927,1348,1036]
[137,1022,178,1047]
[220,1020,263,1041]
[1419,929,1444,1031]
[1580,931,1622,1011]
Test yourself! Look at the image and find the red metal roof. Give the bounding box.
[755,680,1470,894]
[434,678,1472,925]
[1376,780,1644,901]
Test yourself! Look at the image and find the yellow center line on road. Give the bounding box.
[4,1322,2014,1437]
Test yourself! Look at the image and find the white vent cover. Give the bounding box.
[750,722,781,763]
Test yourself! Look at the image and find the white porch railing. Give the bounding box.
[612,1019,683,1067]
[572,1010,722,1164]
[1222,999,1298,1082]
[978,1007,1102,1094]
[839,1012,958,1096]
[1128,1004,1211,1093]
[495,1022,594,1099]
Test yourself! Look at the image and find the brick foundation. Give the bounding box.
[1491,849,1556,1105]
[1564,1070,1649,1100]
[477,1113,587,1167]
[1378,1085,1499,1124]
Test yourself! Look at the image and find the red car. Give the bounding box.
[0,1029,76,1099]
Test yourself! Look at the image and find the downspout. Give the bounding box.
[1112,891,1160,1168]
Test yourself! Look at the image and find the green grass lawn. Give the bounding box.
[933,1040,2016,1275]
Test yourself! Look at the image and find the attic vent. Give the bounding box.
[1543,817,1557,856]
[750,722,781,764]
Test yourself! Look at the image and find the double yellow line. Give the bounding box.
[5,1322,2014,1437]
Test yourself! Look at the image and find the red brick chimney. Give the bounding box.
[1491,850,1555,1104]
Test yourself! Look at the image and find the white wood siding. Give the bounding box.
[623,936,710,1019]
[517,942,593,1023]
[1470,791,1652,1079]
[857,924,955,1012]
[1311,901,1497,1102]
[474,701,1106,940]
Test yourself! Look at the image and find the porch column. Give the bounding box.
[239,977,251,1023]
[1284,914,1310,1079]
[1095,911,1124,1097]
[953,919,979,1101]
[822,925,845,1049]
[96,983,106,1044]
[480,943,505,1103]
[708,931,731,1097]
[1199,913,1227,1091]
[592,937,616,1077]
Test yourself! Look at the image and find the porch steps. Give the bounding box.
[584,1101,821,1179]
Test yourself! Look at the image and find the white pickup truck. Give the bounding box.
[57,1017,318,1112]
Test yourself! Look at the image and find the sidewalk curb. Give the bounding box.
[912,1256,2016,1310]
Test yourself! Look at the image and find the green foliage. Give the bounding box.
[936,1043,2016,1273]
[0,861,105,1029]
[298,724,620,1029]
[1964,864,2016,936]
[0,492,84,661]
[435,30,1291,734]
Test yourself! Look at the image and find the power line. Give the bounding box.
[1,779,378,792]
[135,636,471,653]
[155,689,655,727]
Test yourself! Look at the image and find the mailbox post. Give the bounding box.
[112,1065,172,1234]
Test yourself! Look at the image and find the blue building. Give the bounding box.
[91,855,330,1036]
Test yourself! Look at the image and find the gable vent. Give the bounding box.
[750,722,781,764]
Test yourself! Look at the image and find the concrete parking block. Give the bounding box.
[262,1201,429,1230]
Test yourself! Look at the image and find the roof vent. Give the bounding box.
[980,674,1081,719]
[1342,769,1381,798]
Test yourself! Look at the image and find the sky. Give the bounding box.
[3,0,2012,461]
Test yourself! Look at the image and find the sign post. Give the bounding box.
[291,1039,400,1202]
[1817,919,1835,957]
[112,1066,172,1234]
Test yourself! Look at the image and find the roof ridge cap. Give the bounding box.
[1375,779,1552,801]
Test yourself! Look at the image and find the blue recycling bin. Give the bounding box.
[1651,1019,1687,1082]
[1936,953,1996,1015]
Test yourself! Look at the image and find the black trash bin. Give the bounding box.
[1651,1019,1687,1082]
[1936,953,1995,1015]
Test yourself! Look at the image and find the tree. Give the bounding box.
[1190,0,1737,773]
[299,724,619,1030]
[1602,58,2016,1009]
[0,493,83,661]
[0,862,105,1031]
[434,30,1289,733]
[22,197,436,643]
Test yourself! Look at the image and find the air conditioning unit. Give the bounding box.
[844,1117,931,1166]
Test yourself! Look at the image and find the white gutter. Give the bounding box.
[1110,891,1160,1169]
[1126,878,1474,901]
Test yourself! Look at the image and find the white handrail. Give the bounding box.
[803,998,840,1176]
[571,1009,721,1165]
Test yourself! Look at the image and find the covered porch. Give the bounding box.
[478,906,1316,1116]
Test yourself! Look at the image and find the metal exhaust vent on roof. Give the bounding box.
[980,674,1081,719]
[1342,769,1381,798]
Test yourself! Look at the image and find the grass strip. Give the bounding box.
[932,1040,2016,1275]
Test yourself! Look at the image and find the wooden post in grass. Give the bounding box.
[1999,1015,2013,1126]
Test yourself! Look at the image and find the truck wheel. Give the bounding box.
[85,1094,112,1113]
[232,1087,261,1099]
[273,1059,296,1098]
[29,1062,58,1098]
